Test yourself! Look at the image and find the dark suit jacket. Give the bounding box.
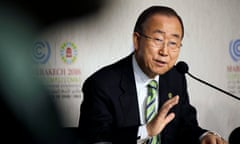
[78,54,207,144]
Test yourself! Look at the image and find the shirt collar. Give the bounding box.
[132,54,159,86]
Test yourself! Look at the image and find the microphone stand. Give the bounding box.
[187,72,240,101]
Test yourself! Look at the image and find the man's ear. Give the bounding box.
[133,32,140,51]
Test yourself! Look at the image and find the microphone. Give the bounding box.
[176,61,240,101]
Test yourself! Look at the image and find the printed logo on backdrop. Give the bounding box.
[32,40,51,64]
[229,39,240,62]
[227,38,240,97]
[60,42,78,64]
[33,40,82,100]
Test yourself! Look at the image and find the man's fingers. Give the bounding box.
[216,136,227,144]
[147,96,179,136]
[160,95,179,115]
[200,134,228,144]
[164,113,175,124]
[164,95,179,108]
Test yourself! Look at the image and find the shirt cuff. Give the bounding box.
[137,124,151,143]
[199,131,221,141]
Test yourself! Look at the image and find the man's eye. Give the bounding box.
[169,41,177,46]
[154,38,163,42]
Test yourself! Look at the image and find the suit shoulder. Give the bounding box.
[84,54,132,85]
[162,66,185,80]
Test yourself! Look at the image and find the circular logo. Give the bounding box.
[229,39,240,62]
[32,40,51,64]
[60,42,78,64]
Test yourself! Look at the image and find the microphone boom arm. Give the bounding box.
[187,72,240,101]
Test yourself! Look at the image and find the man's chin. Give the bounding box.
[155,68,169,75]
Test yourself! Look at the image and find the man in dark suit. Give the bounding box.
[78,6,227,144]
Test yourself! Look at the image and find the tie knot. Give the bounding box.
[148,80,158,89]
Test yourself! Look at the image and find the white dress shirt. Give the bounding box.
[132,55,159,143]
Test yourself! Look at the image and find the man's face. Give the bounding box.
[133,14,183,78]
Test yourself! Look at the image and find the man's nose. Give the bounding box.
[159,42,168,56]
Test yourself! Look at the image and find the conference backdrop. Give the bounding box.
[33,0,240,140]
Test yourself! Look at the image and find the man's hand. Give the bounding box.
[201,132,228,144]
[146,95,179,136]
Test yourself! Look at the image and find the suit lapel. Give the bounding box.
[158,76,170,107]
[119,54,140,127]
[158,69,177,108]
[117,55,177,126]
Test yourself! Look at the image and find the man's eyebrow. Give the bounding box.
[153,30,181,39]
[172,34,181,39]
[153,30,165,34]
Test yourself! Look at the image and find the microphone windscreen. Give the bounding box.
[176,61,189,74]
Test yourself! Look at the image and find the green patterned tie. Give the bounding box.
[146,80,160,144]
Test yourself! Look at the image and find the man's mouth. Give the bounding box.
[154,59,167,66]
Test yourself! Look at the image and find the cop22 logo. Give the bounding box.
[32,40,51,64]
[60,42,78,64]
[229,39,240,62]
